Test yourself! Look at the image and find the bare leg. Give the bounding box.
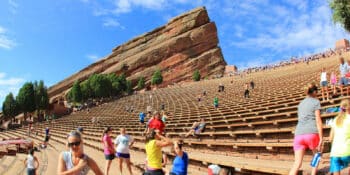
[321,88,325,100]
[119,158,123,174]
[185,130,194,137]
[105,160,112,175]
[289,149,305,175]
[126,158,133,175]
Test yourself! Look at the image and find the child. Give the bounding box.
[329,99,350,175]
[24,149,39,175]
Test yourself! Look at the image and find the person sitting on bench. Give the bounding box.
[185,118,206,137]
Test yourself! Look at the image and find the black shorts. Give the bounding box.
[140,120,145,124]
[105,154,115,160]
[144,169,164,175]
[44,135,50,142]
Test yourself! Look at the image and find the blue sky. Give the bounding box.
[0,0,349,106]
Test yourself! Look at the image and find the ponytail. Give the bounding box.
[335,99,349,127]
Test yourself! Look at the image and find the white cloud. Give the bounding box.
[0,26,16,50]
[102,18,125,29]
[86,54,100,62]
[8,0,18,14]
[231,1,348,54]
[112,0,166,14]
[0,72,25,105]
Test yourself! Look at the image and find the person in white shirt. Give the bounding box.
[24,149,39,175]
[339,57,349,96]
[320,67,329,101]
[115,128,135,175]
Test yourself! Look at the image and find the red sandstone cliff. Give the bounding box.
[48,6,227,100]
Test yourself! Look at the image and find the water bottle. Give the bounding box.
[310,152,322,167]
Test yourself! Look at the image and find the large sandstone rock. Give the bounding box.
[48,6,227,99]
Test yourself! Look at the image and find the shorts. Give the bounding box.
[116,152,130,159]
[340,77,348,85]
[27,168,36,175]
[140,120,145,124]
[44,135,50,142]
[194,128,202,134]
[144,169,164,175]
[214,104,218,108]
[329,156,350,173]
[293,133,320,151]
[320,81,328,87]
[105,154,115,160]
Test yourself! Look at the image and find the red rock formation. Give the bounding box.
[48,6,226,100]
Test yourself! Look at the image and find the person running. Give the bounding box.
[145,129,173,175]
[331,71,338,95]
[244,83,250,98]
[185,118,206,137]
[102,127,115,175]
[214,96,219,109]
[339,57,349,96]
[24,149,39,175]
[170,140,188,175]
[57,131,103,175]
[289,83,323,175]
[329,99,350,175]
[139,112,146,124]
[115,128,134,175]
[320,67,330,101]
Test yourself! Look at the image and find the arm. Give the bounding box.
[34,156,40,169]
[57,152,88,175]
[23,158,27,166]
[103,139,115,153]
[87,157,103,175]
[129,138,135,148]
[315,109,323,151]
[155,134,173,147]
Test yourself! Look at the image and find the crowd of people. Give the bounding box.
[19,53,350,175]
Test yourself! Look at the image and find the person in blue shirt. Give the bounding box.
[170,140,188,175]
[139,112,146,124]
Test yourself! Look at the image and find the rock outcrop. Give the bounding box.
[48,6,227,99]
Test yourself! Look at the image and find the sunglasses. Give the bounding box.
[68,141,81,147]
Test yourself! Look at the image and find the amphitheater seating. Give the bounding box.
[1,51,349,174]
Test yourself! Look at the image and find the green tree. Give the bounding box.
[192,69,201,81]
[35,80,49,111]
[80,79,93,101]
[107,73,121,96]
[126,80,133,95]
[2,93,19,120]
[70,81,83,103]
[89,74,112,98]
[330,0,350,32]
[151,69,163,85]
[137,76,145,90]
[16,82,36,116]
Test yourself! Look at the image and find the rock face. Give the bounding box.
[48,6,227,99]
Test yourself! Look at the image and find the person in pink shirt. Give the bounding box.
[330,71,337,95]
[102,127,115,175]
